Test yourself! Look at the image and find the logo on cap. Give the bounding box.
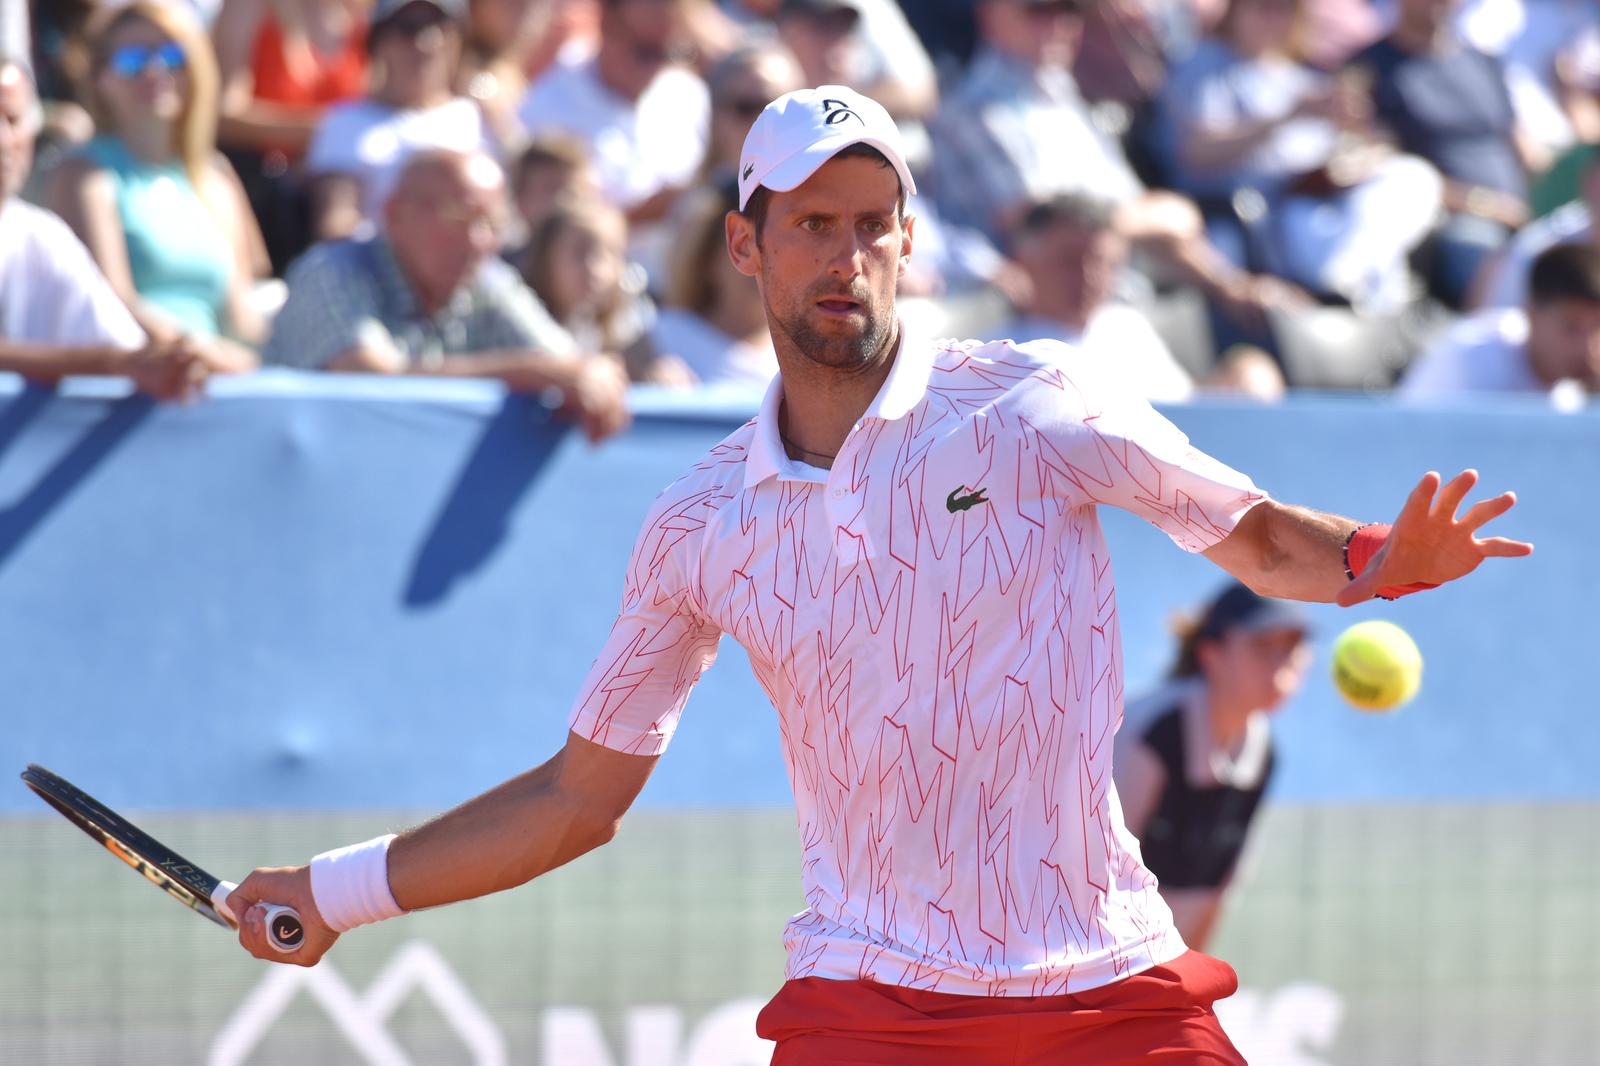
[822,99,863,127]
[743,162,755,181]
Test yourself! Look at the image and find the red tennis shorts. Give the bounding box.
[756,950,1246,1065]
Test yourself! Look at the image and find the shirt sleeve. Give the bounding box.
[1022,339,1266,552]
[567,485,724,756]
[263,245,396,369]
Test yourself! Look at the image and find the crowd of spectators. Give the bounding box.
[4,0,1599,432]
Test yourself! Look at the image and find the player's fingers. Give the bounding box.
[1432,469,1478,519]
[236,903,274,960]
[224,879,261,926]
[1459,491,1517,531]
[1475,536,1535,557]
[1396,471,1440,529]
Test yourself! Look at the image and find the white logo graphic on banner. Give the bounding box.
[209,940,506,1066]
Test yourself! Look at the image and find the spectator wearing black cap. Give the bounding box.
[304,0,493,241]
[702,40,804,185]
[1114,581,1312,951]
[1402,240,1600,401]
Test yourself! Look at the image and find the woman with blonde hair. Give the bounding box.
[50,1,265,372]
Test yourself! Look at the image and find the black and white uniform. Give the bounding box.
[1119,678,1275,890]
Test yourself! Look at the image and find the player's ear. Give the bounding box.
[898,212,915,277]
[726,211,761,279]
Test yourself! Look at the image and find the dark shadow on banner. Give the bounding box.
[403,395,569,608]
[0,391,155,573]
[0,383,54,461]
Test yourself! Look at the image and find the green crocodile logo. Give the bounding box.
[946,485,989,513]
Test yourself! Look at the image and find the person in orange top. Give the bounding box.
[213,0,371,271]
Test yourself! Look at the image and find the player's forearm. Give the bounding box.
[385,754,619,912]
[383,733,656,912]
[1203,499,1361,603]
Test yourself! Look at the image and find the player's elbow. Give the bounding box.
[564,806,625,859]
[1207,501,1297,598]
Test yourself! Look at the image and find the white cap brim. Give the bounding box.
[747,133,917,208]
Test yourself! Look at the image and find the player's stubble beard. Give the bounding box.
[764,277,897,376]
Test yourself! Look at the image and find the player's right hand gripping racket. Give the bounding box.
[20,764,304,953]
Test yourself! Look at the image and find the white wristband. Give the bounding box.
[310,834,406,933]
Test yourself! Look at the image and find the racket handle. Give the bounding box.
[214,880,306,954]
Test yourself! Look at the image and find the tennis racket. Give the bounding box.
[21,764,304,953]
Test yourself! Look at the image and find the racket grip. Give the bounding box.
[214,880,306,954]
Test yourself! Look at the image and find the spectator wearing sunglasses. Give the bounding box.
[1,56,208,402]
[49,1,265,375]
[702,41,804,185]
[304,0,493,241]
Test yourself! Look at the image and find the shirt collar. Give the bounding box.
[746,320,934,487]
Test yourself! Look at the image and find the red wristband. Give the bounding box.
[1344,524,1438,600]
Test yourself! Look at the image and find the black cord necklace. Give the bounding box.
[779,431,838,462]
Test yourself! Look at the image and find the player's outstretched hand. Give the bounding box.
[228,866,339,967]
[1337,469,1534,607]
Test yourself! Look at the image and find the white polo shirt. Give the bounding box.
[569,329,1266,996]
[0,199,144,349]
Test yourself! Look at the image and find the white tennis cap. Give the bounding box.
[737,86,917,211]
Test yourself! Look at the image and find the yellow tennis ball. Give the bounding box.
[1331,620,1422,712]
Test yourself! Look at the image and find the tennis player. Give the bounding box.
[230,87,1533,1063]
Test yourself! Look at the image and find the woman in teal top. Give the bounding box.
[50,1,265,373]
[77,135,233,337]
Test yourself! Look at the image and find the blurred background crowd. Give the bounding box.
[4,0,1600,435]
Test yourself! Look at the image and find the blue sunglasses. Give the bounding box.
[105,42,186,79]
